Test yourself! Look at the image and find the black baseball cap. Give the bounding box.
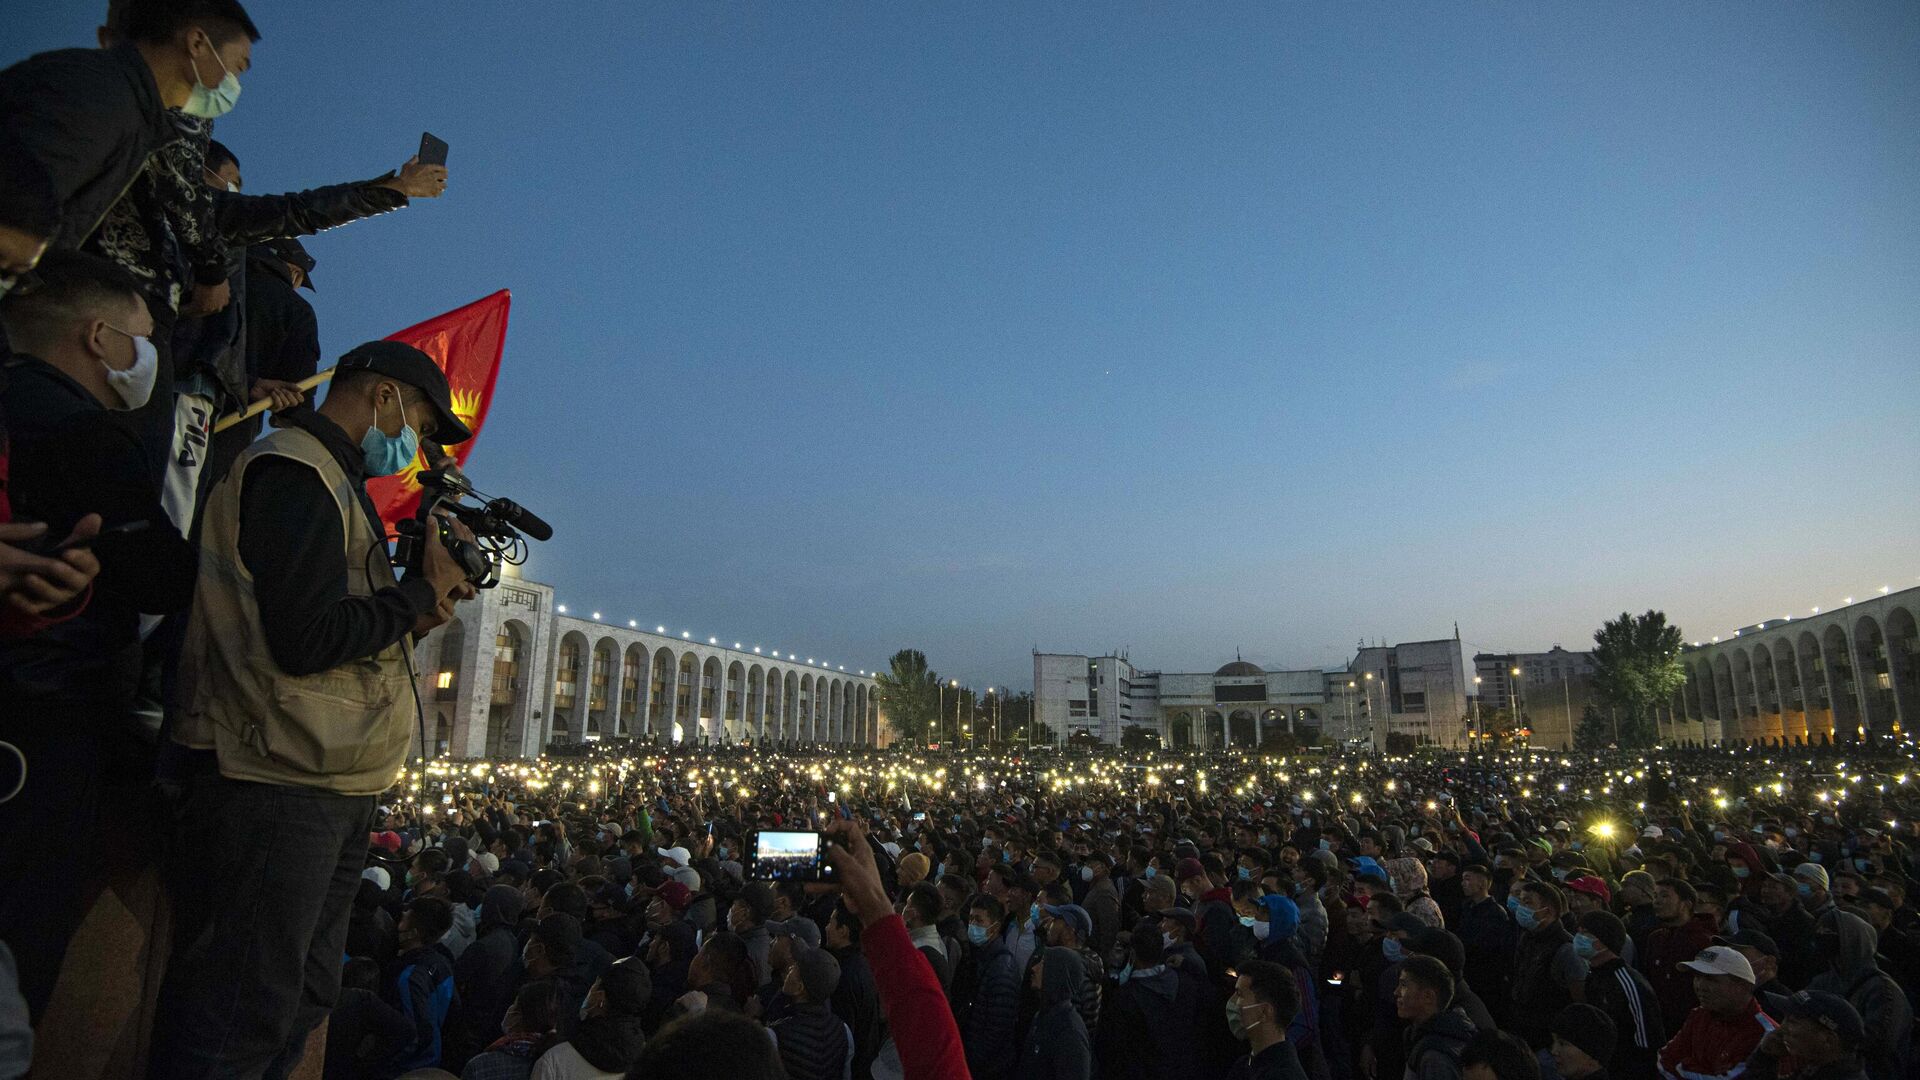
[1783,990,1865,1044]
[1713,929,1780,958]
[336,340,472,444]
[256,237,316,291]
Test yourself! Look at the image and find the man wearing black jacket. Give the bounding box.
[1576,912,1663,1080]
[151,339,475,1077]
[0,0,258,293]
[0,252,197,1017]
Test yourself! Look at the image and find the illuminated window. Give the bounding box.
[436,671,453,690]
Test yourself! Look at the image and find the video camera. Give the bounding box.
[393,464,552,589]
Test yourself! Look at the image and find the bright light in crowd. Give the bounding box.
[1590,822,1616,840]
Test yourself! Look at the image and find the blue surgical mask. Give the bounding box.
[1238,915,1257,928]
[182,33,242,119]
[1143,866,1157,880]
[1809,852,1822,863]
[1797,882,1813,900]
[1238,866,1252,881]
[1732,866,1750,879]
[1854,858,1871,872]
[1572,932,1597,959]
[1514,903,1540,930]
[1382,937,1405,962]
[967,924,990,946]
[1115,963,1134,985]
[361,387,420,477]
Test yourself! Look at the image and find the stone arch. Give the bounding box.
[1730,648,1757,738]
[621,644,647,737]
[1682,664,1705,727]
[675,651,700,743]
[799,674,816,742]
[829,679,844,744]
[856,685,869,745]
[1797,631,1832,740]
[1770,638,1806,742]
[700,655,723,741]
[765,667,784,741]
[747,664,765,740]
[1204,711,1226,748]
[588,636,618,738]
[784,671,800,742]
[489,619,533,757]
[433,618,466,704]
[650,647,676,736]
[1820,625,1860,740]
[725,660,747,742]
[1885,607,1918,734]
[1852,615,1895,736]
[1229,709,1257,747]
[552,629,589,743]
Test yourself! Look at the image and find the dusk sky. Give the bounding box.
[15,3,1918,689]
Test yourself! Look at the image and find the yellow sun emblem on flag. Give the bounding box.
[394,388,486,491]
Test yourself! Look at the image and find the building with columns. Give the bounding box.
[412,572,884,758]
[1036,632,1470,749]
[1663,584,1917,745]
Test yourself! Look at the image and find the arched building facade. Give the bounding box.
[1661,585,1917,745]
[412,573,885,757]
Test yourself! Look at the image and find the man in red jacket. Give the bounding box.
[1657,946,1776,1080]
[1645,878,1719,1034]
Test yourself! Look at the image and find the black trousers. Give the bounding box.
[147,769,374,1080]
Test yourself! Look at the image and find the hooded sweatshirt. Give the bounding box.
[530,1014,646,1080]
[456,885,527,1042]
[1808,911,1912,1080]
[1019,947,1092,1080]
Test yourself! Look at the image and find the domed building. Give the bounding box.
[1034,635,1470,749]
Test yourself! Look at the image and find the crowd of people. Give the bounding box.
[53,736,1914,1080]
[2,4,1918,1080]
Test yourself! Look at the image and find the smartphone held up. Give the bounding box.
[747,829,837,884]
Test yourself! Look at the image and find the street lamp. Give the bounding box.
[1510,667,1524,744]
[1364,671,1379,751]
[1473,675,1483,745]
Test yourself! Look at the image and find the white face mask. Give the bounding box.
[99,324,158,410]
[1251,920,1272,942]
[1080,866,1095,883]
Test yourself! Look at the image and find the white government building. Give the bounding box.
[412,571,883,759]
[1034,635,1471,749]
[1665,583,1918,745]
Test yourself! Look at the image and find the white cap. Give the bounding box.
[361,866,391,891]
[1642,825,1663,839]
[1679,945,1755,983]
[658,846,692,867]
[669,865,702,890]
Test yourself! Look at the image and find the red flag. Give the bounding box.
[365,290,512,530]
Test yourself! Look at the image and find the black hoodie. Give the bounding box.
[569,1014,647,1075]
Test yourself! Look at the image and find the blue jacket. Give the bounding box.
[385,942,458,1072]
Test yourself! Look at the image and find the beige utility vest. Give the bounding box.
[174,425,416,796]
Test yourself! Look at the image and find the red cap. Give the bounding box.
[1566,875,1611,905]
[1175,857,1207,882]
[654,881,693,912]
[370,831,403,854]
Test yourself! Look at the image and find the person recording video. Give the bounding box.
[149,339,477,1077]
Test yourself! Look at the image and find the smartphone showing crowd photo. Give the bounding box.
[747,829,837,883]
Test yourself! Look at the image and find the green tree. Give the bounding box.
[875,649,940,745]
[1590,610,1687,748]
[1574,704,1613,750]
[1120,725,1160,751]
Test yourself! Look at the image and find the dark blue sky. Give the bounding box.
[15,3,1919,688]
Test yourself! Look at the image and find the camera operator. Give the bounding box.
[150,340,476,1078]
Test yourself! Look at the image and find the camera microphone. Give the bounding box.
[484,498,553,542]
